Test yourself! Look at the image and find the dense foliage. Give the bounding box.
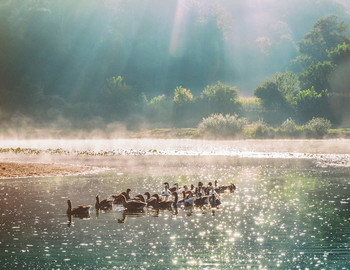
[254,15,350,127]
[1,1,350,133]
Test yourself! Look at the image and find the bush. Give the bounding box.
[246,120,274,138]
[198,113,248,137]
[303,117,331,138]
[279,118,302,137]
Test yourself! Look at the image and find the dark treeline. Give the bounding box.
[0,0,350,130]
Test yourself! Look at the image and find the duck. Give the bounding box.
[111,191,128,204]
[161,183,172,200]
[209,193,221,208]
[143,192,158,208]
[182,191,194,208]
[194,193,209,207]
[67,200,91,216]
[116,194,146,211]
[172,192,184,208]
[198,181,204,189]
[163,182,178,193]
[228,183,236,192]
[169,183,179,193]
[179,185,190,193]
[190,184,196,193]
[133,194,145,202]
[124,188,132,200]
[95,195,113,210]
[152,194,173,209]
[214,180,237,193]
[214,180,223,193]
[111,188,131,204]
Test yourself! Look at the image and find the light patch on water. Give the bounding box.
[1,139,350,168]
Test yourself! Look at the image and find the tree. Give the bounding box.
[254,74,296,124]
[294,87,332,122]
[327,42,350,95]
[298,15,349,64]
[173,86,193,106]
[100,76,137,119]
[271,71,300,102]
[172,86,195,127]
[199,81,241,115]
[298,61,335,92]
[255,79,285,110]
[147,94,173,124]
[328,42,350,65]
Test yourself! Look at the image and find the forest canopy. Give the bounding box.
[0,0,350,131]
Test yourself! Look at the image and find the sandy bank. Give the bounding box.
[0,162,92,179]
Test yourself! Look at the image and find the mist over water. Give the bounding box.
[1,139,350,168]
[0,152,349,269]
[0,139,350,268]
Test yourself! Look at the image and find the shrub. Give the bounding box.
[247,120,274,138]
[198,113,248,137]
[303,117,331,138]
[279,118,302,137]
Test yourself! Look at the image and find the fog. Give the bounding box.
[1,139,350,172]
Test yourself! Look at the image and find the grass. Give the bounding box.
[1,126,350,140]
[131,128,200,139]
[328,128,350,138]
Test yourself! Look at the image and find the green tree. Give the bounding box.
[271,72,300,102]
[328,42,350,65]
[173,86,193,106]
[147,94,173,124]
[294,87,331,122]
[100,76,137,119]
[298,61,335,92]
[254,72,299,124]
[172,86,195,127]
[199,81,241,116]
[255,79,284,110]
[298,15,349,64]
[327,42,350,95]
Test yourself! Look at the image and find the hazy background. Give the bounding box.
[0,0,350,130]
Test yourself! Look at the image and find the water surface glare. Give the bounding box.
[0,156,349,269]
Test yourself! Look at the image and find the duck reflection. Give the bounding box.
[172,206,179,217]
[117,209,146,224]
[67,213,91,227]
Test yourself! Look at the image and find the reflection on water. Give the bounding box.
[0,158,350,269]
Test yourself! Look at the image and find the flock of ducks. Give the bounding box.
[66,180,236,217]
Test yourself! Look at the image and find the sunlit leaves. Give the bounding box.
[173,86,193,105]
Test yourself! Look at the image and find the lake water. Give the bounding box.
[0,139,350,269]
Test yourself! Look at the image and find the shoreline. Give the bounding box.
[0,161,94,179]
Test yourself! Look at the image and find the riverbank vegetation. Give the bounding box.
[1,1,350,139]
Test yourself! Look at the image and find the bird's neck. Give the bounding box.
[67,202,72,213]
